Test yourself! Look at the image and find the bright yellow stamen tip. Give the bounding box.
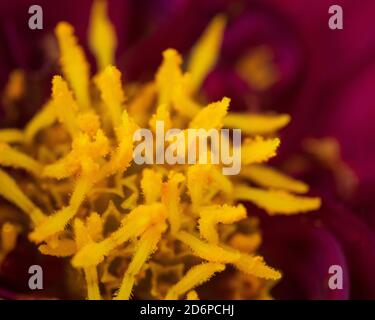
[165,262,225,300]
[141,169,163,204]
[189,97,229,130]
[156,49,183,106]
[39,239,76,257]
[224,113,290,135]
[234,185,321,215]
[177,231,241,263]
[55,22,90,108]
[234,254,282,280]
[186,290,199,300]
[149,104,172,132]
[89,0,117,70]
[229,233,261,253]
[188,15,226,93]
[86,212,103,242]
[242,136,280,165]
[241,165,309,194]
[162,172,185,235]
[95,66,124,131]
[199,204,247,244]
[51,75,80,138]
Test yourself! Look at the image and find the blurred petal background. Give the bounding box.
[1,0,374,299]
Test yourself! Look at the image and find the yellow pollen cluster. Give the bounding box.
[0,0,321,300]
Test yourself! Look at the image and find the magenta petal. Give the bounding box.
[120,0,234,81]
[0,235,68,299]
[204,3,303,111]
[260,196,375,300]
[260,216,349,300]
[318,201,375,299]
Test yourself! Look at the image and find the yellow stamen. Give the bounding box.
[236,46,278,91]
[30,174,94,243]
[43,127,109,180]
[95,66,124,132]
[99,111,138,179]
[0,222,20,264]
[177,231,240,263]
[233,254,281,280]
[241,165,309,194]
[224,113,290,135]
[24,101,56,143]
[186,290,199,300]
[234,185,321,215]
[199,204,246,244]
[0,6,323,298]
[39,239,76,257]
[51,75,80,138]
[189,97,229,130]
[86,212,103,242]
[229,233,261,253]
[74,219,101,300]
[141,169,163,204]
[172,82,202,118]
[242,137,280,165]
[304,137,358,198]
[0,168,45,225]
[77,112,101,137]
[177,231,280,280]
[187,164,233,212]
[1,222,20,253]
[156,49,183,106]
[3,69,25,101]
[162,172,185,235]
[128,82,156,126]
[0,129,24,143]
[165,262,225,300]
[72,203,167,268]
[0,143,42,175]
[115,223,165,300]
[188,15,226,93]
[88,0,117,70]
[149,104,172,132]
[55,22,90,108]
[121,174,140,210]
[85,265,101,300]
